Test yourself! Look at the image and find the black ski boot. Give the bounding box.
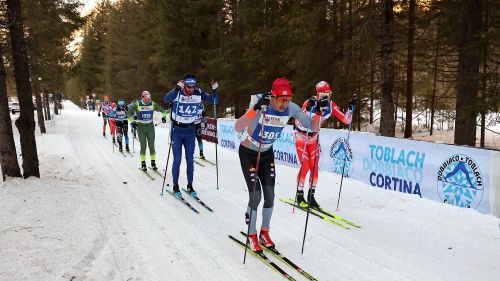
[187,183,197,196]
[173,183,181,198]
[112,137,116,144]
[140,161,147,172]
[307,189,320,209]
[125,144,130,152]
[199,151,205,160]
[119,143,123,152]
[296,190,307,207]
[151,160,157,171]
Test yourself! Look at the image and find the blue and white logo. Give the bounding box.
[437,154,484,209]
[329,138,353,177]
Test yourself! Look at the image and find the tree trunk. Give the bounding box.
[404,0,416,138]
[430,16,441,136]
[379,0,396,137]
[0,44,22,180]
[54,94,59,115]
[370,58,374,124]
[6,0,40,178]
[44,92,51,120]
[454,0,483,146]
[480,0,489,148]
[32,76,45,133]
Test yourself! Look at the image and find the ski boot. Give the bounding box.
[199,151,205,160]
[125,144,130,152]
[112,137,116,144]
[307,189,320,209]
[118,143,123,152]
[151,160,157,171]
[140,161,147,172]
[187,183,197,197]
[248,233,263,252]
[259,228,275,248]
[173,183,182,198]
[103,131,106,137]
[295,190,307,208]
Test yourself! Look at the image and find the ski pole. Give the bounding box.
[243,107,267,265]
[161,90,181,196]
[301,107,321,255]
[213,97,219,190]
[336,100,356,211]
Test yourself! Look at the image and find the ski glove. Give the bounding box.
[176,80,185,90]
[349,94,358,109]
[306,97,317,112]
[161,117,167,123]
[253,93,271,111]
[211,80,218,90]
[316,97,329,114]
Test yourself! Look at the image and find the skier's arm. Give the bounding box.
[290,102,320,131]
[331,100,351,125]
[163,88,181,103]
[235,108,258,133]
[127,102,137,121]
[200,88,219,104]
[153,102,167,118]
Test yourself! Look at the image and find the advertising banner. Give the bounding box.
[216,119,493,214]
[201,117,218,143]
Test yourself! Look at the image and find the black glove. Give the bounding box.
[316,97,329,114]
[98,112,101,117]
[161,117,167,123]
[349,94,358,109]
[131,121,137,128]
[253,93,271,111]
[305,97,317,112]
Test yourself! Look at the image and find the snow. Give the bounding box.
[1,101,500,281]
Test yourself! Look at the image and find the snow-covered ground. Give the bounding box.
[1,102,499,281]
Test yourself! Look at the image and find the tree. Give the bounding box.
[6,0,39,178]
[404,0,416,138]
[0,42,22,180]
[379,0,396,137]
[454,0,483,146]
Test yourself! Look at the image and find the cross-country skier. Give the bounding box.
[115,99,130,152]
[127,100,137,139]
[127,91,167,171]
[162,75,218,198]
[194,103,207,159]
[294,81,353,208]
[98,96,111,137]
[234,77,322,252]
[108,102,118,144]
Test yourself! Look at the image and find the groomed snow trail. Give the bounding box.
[1,102,499,281]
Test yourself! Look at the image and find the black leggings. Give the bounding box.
[238,145,275,210]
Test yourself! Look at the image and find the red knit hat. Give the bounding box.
[271,78,292,97]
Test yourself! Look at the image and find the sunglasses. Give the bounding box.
[186,86,195,89]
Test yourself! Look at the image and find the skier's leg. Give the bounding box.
[123,122,129,145]
[258,149,276,232]
[184,127,196,185]
[239,145,262,235]
[147,124,156,162]
[138,125,147,163]
[308,136,320,189]
[171,126,183,185]
[294,132,310,191]
[195,123,204,156]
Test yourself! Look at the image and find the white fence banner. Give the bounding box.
[217,118,495,215]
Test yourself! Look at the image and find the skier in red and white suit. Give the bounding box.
[293,81,352,208]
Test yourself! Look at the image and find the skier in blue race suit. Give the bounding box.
[163,75,219,198]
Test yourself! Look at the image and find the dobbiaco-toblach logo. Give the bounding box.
[329,138,353,177]
[437,154,484,209]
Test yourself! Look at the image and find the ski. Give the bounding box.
[126,151,133,156]
[279,198,349,229]
[194,159,205,167]
[148,167,163,177]
[239,231,317,281]
[181,188,214,212]
[282,198,360,228]
[195,157,216,166]
[139,168,155,180]
[165,190,199,214]
[228,235,296,281]
[119,150,126,157]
